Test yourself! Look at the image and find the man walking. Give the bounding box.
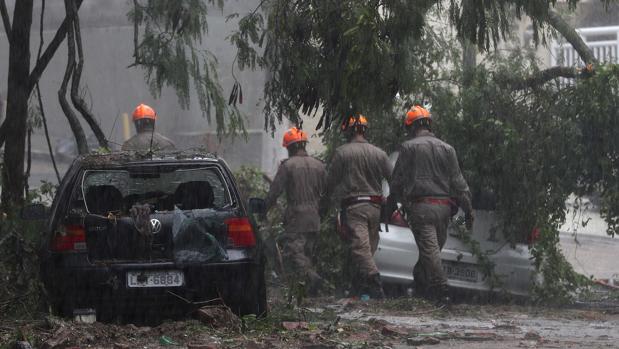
[390,105,473,304]
[265,127,327,295]
[322,115,392,299]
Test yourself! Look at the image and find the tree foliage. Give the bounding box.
[231,0,608,132]
[130,0,244,135]
[231,1,619,300]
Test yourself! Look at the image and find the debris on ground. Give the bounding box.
[380,325,409,336]
[159,335,179,346]
[282,321,309,330]
[41,327,71,349]
[457,331,499,341]
[407,336,441,345]
[1,292,618,348]
[193,305,241,329]
[14,341,34,349]
[523,330,542,341]
[186,343,220,349]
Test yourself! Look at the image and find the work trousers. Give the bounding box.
[343,202,381,279]
[278,231,324,292]
[403,202,452,294]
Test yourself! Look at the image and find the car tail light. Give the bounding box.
[225,217,256,247]
[390,211,408,228]
[52,224,86,252]
[527,227,541,245]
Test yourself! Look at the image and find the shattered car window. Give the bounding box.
[81,167,231,214]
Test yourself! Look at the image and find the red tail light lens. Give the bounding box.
[528,227,541,245]
[225,217,256,247]
[390,211,409,228]
[52,224,86,252]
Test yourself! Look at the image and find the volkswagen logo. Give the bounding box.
[150,218,162,233]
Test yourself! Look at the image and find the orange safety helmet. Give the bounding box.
[404,105,430,126]
[132,103,157,121]
[341,114,368,131]
[282,127,308,148]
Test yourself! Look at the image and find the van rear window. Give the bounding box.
[80,167,231,214]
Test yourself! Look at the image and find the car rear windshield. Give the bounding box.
[80,166,232,215]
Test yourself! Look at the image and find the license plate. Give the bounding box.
[127,270,184,288]
[442,262,479,283]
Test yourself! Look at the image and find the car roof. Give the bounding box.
[73,150,222,169]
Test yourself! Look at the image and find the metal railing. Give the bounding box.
[551,25,619,66]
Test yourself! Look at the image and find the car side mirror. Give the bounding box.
[247,197,266,215]
[21,203,49,220]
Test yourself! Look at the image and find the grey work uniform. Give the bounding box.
[121,131,176,151]
[325,140,392,279]
[390,130,472,293]
[265,150,327,290]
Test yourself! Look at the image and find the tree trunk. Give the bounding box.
[69,0,108,149]
[28,0,83,92]
[1,0,33,211]
[58,6,88,156]
[546,9,597,65]
[462,39,477,87]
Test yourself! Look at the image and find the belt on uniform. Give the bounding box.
[341,195,383,208]
[413,197,455,206]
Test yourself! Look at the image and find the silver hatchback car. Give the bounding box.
[374,153,536,297]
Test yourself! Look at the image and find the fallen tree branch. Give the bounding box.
[546,9,597,65]
[496,66,579,90]
[494,9,597,91]
[69,0,108,149]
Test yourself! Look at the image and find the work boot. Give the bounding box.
[366,273,386,300]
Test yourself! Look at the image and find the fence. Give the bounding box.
[551,25,619,67]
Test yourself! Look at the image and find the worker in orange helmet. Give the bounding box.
[389,105,473,306]
[122,103,176,151]
[265,126,328,296]
[321,114,392,299]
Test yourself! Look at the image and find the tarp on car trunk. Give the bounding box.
[172,207,228,264]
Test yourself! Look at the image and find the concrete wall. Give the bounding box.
[0,0,286,187]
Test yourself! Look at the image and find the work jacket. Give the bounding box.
[121,130,176,152]
[325,139,392,202]
[265,151,326,233]
[390,130,472,214]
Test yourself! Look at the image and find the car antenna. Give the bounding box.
[148,124,155,159]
